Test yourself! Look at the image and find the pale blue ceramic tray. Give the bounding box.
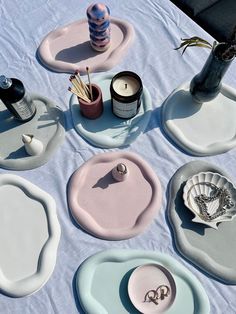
[70,74,152,148]
[76,249,210,314]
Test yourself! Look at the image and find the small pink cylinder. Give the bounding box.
[78,84,103,119]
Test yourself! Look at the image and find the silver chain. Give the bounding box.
[192,182,234,221]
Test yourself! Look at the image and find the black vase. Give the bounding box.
[190,43,234,103]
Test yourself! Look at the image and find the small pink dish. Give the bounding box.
[128,263,176,314]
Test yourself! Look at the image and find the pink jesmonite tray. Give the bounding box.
[68,152,162,240]
[37,17,135,74]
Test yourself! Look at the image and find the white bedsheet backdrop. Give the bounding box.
[0,0,236,313]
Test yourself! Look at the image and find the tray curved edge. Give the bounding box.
[38,17,135,74]
[68,151,162,240]
[167,160,236,284]
[76,249,210,314]
[162,83,236,156]
[0,174,61,297]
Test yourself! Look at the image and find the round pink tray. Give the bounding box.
[37,17,135,74]
[68,152,162,240]
[128,264,176,313]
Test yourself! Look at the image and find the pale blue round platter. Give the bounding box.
[76,249,210,314]
[69,74,152,148]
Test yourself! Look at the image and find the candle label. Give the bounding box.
[113,99,138,118]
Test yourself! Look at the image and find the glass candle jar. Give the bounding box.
[110,71,143,119]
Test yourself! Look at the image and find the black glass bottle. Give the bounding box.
[0,75,36,122]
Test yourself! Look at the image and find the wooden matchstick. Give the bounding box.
[68,87,91,103]
[70,76,87,98]
[86,66,93,102]
[74,70,90,99]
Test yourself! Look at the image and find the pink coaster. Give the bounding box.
[38,17,135,74]
[68,152,162,240]
[128,264,176,313]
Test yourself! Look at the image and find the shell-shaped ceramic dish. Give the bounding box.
[183,172,236,229]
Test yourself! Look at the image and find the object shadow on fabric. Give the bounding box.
[55,41,97,64]
[119,268,141,314]
[72,270,86,314]
[143,106,161,133]
[145,104,193,156]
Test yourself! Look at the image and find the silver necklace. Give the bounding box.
[193,182,234,221]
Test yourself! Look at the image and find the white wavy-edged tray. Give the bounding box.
[0,174,61,297]
[38,17,135,74]
[162,82,236,156]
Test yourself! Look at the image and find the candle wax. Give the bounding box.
[113,76,140,97]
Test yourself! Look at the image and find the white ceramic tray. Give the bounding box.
[38,17,135,74]
[162,82,236,156]
[76,249,210,314]
[0,93,65,170]
[0,174,60,297]
[68,151,162,240]
[168,160,236,284]
[70,74,152,148]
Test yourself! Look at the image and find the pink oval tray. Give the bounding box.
[68,151,162,240]
[37,17,135,74]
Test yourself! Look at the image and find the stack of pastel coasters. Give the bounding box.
[87,3,111,52]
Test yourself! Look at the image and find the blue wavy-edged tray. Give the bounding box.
[70,74,152,148]
[76,249,210,314]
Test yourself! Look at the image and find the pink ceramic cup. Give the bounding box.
[78,84,103,119]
